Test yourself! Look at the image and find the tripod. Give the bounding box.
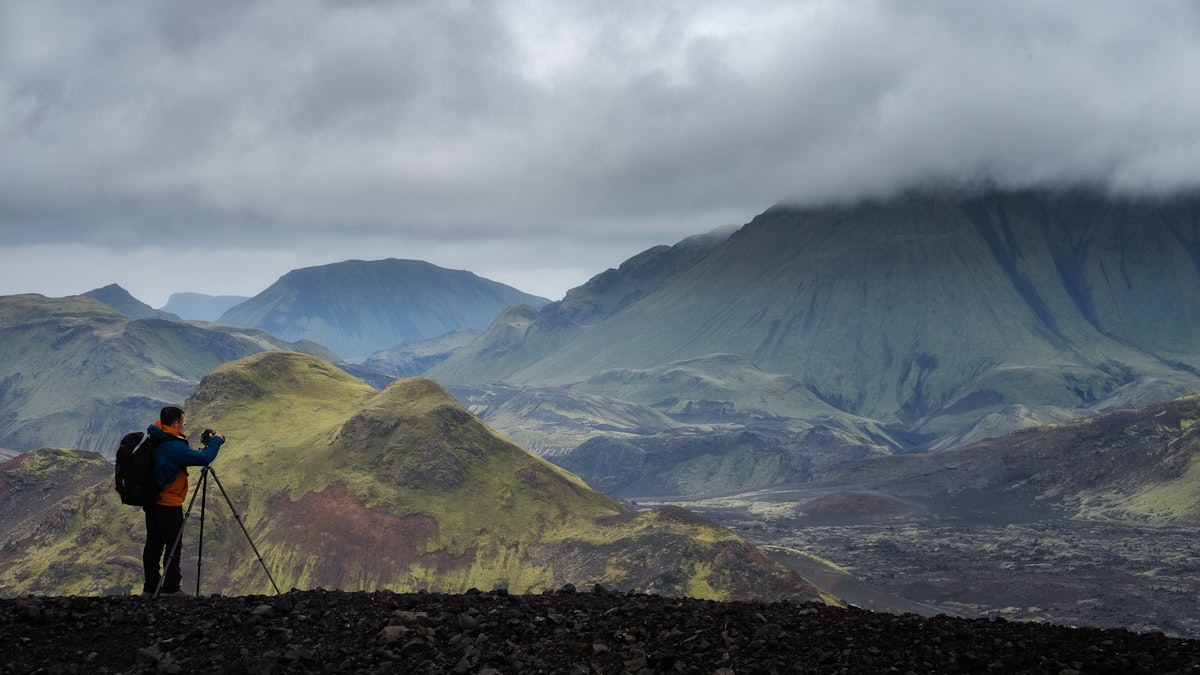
[154,466,284,599]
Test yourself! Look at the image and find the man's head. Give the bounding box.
[160,406,185,432]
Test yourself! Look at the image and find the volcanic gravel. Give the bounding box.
[3,586,1198,674]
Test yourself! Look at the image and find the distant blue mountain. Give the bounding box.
[161,292,250,321]
[216,259,550,359]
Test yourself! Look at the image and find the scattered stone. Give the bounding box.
[0,590,1197,673]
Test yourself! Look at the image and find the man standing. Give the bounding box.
[142,405,224,597]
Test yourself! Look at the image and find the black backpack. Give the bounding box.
[114,431,162,506]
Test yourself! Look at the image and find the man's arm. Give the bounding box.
[190,434,224,466]
[158,435,224,467]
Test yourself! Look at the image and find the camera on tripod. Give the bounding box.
[201,428,215,444]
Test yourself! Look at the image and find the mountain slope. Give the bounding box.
[429,189,1200,442]
[0,293,336,455]
[0,353,827,602]
[217,259,551,359]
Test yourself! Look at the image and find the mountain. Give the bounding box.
[82,284,180,321]
[216,259,551,359]
[0,293,338,455]
[0,352,829,603]
[428,188,1200,470]
[160,292,249,321]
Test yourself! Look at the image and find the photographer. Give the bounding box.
[141,406,224,598]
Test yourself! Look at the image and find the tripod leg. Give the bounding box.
[195,466,209,597]
[154,467,207,599]
[206,468,286,598]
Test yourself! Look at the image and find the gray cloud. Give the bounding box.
[2,0,1199,303]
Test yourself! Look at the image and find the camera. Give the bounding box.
[201,429,215,444]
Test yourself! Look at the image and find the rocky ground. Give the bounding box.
[768,519,1200,638]
[2,586,1199,674]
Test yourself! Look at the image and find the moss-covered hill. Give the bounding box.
[0,352,828,603]
[0,293,335,455]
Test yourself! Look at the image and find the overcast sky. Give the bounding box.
[2,1,1199,306]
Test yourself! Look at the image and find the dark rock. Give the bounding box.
[0,591,1198,673]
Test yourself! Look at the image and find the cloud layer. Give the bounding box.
[2,1,1199,303]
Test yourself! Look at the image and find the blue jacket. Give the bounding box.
[146,424,223,490]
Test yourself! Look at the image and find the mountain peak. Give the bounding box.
[82,284,179,321]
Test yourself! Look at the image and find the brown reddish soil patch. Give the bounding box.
[799,491,904,517]
[270,484,474,586]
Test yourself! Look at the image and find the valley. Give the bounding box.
[627,394,1200,639]
[706,508,1200,639]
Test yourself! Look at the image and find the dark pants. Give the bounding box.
[142,503,184,594]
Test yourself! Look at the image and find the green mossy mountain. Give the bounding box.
[429,189,1200,454]
[0,353,828,603]
[217,259,551,359]
[0,294,337,455]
